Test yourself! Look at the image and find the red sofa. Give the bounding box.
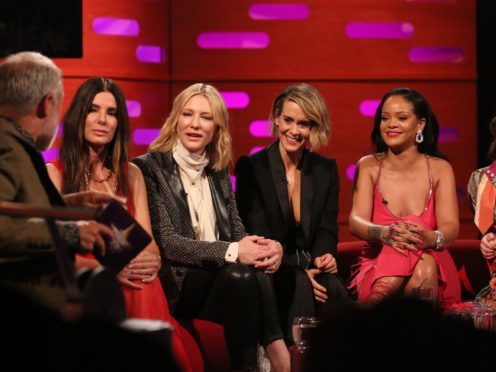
[179,239,491,371]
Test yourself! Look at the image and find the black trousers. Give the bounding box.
[273,263,353,342]
[175,263,283,370]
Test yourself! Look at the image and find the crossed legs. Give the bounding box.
[365,252,438,305]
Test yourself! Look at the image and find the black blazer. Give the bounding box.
[234,141,339,262]
[132,152,246,312]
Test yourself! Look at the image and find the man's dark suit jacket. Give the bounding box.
[132,152,246,312]
[0,116,68,308]
[234,141,339,263]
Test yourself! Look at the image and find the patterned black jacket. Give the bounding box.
[132,152,247,312]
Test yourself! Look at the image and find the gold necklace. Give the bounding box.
[84,168,117,194]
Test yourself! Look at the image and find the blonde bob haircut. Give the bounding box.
[148,83,232,171]
[269,83,331,151]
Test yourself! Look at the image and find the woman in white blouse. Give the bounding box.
[133,83,289,372]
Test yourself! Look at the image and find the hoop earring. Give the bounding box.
[415,130,424,144]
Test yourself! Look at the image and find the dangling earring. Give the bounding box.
[415,130,424,144]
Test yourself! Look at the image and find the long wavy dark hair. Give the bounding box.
[59,77,130,196]
[370,87,447,160]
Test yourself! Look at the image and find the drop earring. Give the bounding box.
[415,130,424,144]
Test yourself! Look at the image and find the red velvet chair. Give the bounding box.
[336,239,491,300]
[178,318,230,372]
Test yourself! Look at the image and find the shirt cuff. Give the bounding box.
[225,242,239,263]
[56,221,80,253]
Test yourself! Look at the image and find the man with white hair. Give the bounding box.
[0,51,114,310]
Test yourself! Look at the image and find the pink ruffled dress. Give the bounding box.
[349,157,461,306]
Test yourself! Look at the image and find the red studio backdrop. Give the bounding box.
[6,0,478,241]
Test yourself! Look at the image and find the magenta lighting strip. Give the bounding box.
[359,100,381,117]
[133,129,160,146]
[220,92,250,109]
[42,149,59,162]
[197,32,269,49]
[249,120,271,138]
[248,3,310,20]
[136,45,167,63]
[405,0,456,3]
[92,17,166,63]
[126,101,142,118]
[346,22,414,39]
[408,47,464,63]
[92,17,140,36]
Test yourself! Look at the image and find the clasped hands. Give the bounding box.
[480,232,496,261]
[238,235,283,274]
[117,250,162,289]
[380,220,436,255]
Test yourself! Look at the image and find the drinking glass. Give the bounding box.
[292,317,319,353]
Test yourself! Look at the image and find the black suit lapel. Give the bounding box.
[267,142,290,225]
[206,169,230,241]
[300,150,313,243]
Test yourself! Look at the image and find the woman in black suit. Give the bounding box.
[235,83,351,342]
[133,83,290,371]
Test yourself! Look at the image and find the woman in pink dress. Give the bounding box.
[348,87,461,306]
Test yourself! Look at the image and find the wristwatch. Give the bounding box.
[434,230,445,251]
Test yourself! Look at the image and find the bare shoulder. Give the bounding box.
[128,162,144,179]
[356,154,382,177]
[427,156,454,176]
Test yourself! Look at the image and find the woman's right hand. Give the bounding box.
[380,221,423,254]
[480,233,496,261]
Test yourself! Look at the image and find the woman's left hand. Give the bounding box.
[401,221,438,250]
[254,239,283,274]
[116,251,161,289]
[314,253,338,274]
[305,269,328,303]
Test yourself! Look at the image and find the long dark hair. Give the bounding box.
[370,87,447,160]
[59,77,130,196]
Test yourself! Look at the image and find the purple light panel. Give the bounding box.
[220,92,250,109]
[346,22,414,39]
[92,18,139,36]
[359,100,381,117]
[249,146,265,155]
[439,127,460,143]
[126,101,142,118]
[133,129,160,145]
[405,0,455,3]
[42,148,59,162]
[409,47,464,63]
[346,164,356,181]
[136,46,166,63]
[230,175,237,192]
[249,3,310,20]
[249,120,272,138]
[197,33,269,49]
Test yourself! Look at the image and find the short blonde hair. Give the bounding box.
[149,83,232,171]
[269,83,331,151]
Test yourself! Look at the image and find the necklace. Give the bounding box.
[84,168,117,194]
[188,179,204,240]
[85,168,113,183]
